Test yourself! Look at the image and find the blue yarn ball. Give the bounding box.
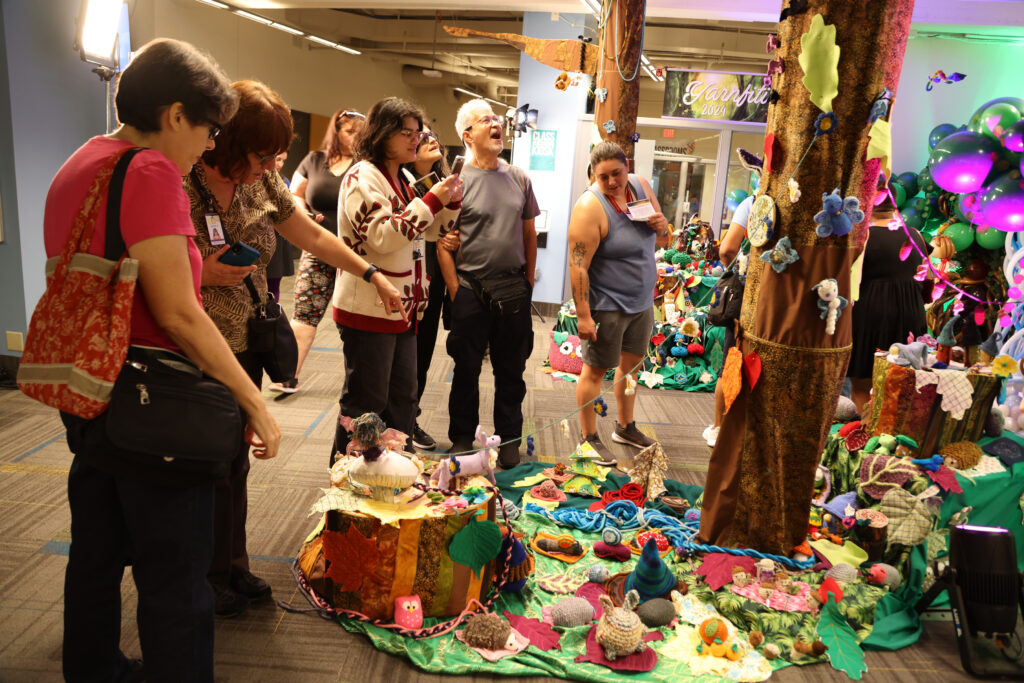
[602,527,623,545]
[684,509,701,523]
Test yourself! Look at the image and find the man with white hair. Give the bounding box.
[437,99,540,468]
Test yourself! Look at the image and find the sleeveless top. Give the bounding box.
[586,174,657,314]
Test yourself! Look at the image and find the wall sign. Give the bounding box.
[529,129,557,171]
[662,69,769,125]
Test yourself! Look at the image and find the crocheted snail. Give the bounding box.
[596,590,646,660]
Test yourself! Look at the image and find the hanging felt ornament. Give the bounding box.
[721,347,744,414]
[526,435,535,458]
[766,33,780,53]
[625,374,637,396]
[763,133,778,174]
[602,120,617,134]
[629,132,640,143]
[760,236,800,273]
[814,189,865,238]
[814,112,838,136]
[788,178,801,203]
[868,88,894,124]
[798,14,840,114]
[747,194,777,247]
[743,352,762,390]
[595,88,608,102]
[813,278,849,335]
[594,397,608,416]
[555,71,572,91]
[779,0,809,22]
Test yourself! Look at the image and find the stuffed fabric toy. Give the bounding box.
[394,595,424,629]
[431,425,498,489]
[549,331,584,374]
[813,278,848,335]
[814,188,864,237]
[888,341,929,370]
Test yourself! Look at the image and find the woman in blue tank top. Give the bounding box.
[568,141,668,465]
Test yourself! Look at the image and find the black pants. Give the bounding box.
[62,426,214,682]
[334,325,417,455]
[416,276,447,407]
[209,350,261,585]
[446,285,533,444]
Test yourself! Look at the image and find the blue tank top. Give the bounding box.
[586,175,657,314]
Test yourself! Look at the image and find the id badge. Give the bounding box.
[205,213,226,246]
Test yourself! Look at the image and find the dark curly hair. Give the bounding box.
[115,38,238,133]
[354,97,425,167]
[202,80,293,182]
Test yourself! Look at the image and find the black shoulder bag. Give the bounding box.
[190,169,298,382]
[103,153,242,480]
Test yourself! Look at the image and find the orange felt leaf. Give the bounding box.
[722,347,744,414]
[321,524,381,592]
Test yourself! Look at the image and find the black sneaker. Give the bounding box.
[268,377,298,394]
[611,421,655,448]
[447,439,475,456]
[211,581,248,618]
[232,570,272,602]
[497,442,521,469]
[582,433,617,467]
[412,423,437,451]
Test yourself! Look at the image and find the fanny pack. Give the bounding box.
[104,346,242,480]
[462,270,531,317]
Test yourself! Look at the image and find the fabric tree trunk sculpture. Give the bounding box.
[699,0,916,554]
[594,0,644,158]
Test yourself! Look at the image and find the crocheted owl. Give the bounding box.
[549,331,584,374]
[394,595,423,629]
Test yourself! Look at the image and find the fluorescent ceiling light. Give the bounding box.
[579,0,602,14]
[235,10,273,26]
[306,35,335,47]
[195,0,228,8]
[78,0,123,65]
[454,87,481,98]
[453,87,505,108]
[335,44,360,55]
[270,22,303,36]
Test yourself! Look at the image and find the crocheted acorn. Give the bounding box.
[625,537,678,603]
[938,441,983,470]
[635,598,676,627]
[551,596,595,627]
[594,541,631,562]
[462,613,514,651]
[602,527,623,545]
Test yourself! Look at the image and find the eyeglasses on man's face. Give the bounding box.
[464,114,503,132]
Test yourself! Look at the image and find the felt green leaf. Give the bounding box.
[895,435,918,449]
[798,14,840,113]
[817,596,867,680]
[554,331,569,345]
[449,515,502,579]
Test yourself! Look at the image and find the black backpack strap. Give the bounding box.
[104,147,146,260]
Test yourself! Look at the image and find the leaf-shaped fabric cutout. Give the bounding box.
[866,119,892,177]
[721,347,744,414]
[879,488,935,547]
[321,525,381,592]
[817,597,867,680]
[536,572,586,594]
[696,553,757,591]
[798,14,841,113]
[449,515,502,578]
[927,465,963,493]
[743,352,762,390]
[503,610,562,651]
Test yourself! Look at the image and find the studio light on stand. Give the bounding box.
[74,0,128,133]
[917,524,1024,677]
[508,103,539,138]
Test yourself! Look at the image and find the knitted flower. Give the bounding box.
[595,88,608,102]
[681,317,700,337]
[651,333,666,346]
[602,120,617,134]
[630,132,641,143]
[993,354,1019,378]
[526,435,535,458]
[760,236,800,273]
[788,178,801,203]
[766,33,780,53]
[814,111,838,136]
[593,397,608,416]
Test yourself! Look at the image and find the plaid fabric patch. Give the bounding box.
[933,369,974,420]
[879,488,934,546]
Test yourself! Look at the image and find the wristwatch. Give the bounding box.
[362,264,381,282]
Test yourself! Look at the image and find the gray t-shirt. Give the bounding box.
[456,161,540,282]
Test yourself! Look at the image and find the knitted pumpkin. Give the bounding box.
[699,617,728,646]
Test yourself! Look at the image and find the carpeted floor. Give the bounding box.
[0,276,973,681]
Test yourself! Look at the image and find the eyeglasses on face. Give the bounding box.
[254,152,278,166]
[203,119,221,140]
[463,114,503,132]
[397,128,424,142]
[418,131,439,145]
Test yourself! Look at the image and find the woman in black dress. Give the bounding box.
[848,184,927,412]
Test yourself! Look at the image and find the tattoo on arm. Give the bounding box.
[571,241,587,267]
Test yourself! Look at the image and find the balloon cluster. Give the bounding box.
[889,97,1024,250]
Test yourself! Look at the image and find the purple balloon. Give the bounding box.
[1008,121,1024,153]
[980,173,1024,232]
[928,131,1000,193]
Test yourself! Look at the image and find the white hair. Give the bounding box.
[455,99,494,139]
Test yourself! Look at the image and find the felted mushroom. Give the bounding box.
[345,413,422,501]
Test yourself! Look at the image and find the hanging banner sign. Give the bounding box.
[529,129,558,171]
[662,69,770,125]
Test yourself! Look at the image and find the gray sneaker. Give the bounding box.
[582,433,617,467]
[611,421,655,448]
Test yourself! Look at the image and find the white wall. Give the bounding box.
[890,35,1024,175]
[130,0,462,145]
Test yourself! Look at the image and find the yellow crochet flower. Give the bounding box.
[992,354,1019,378]
[681,317,700,338]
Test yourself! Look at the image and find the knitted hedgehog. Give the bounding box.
[939,441,983,470]
[551,596,596,627]
[462,613,515,651]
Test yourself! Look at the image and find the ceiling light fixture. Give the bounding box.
[270,22,303,36]
[193,1,360,55]
[234,10,272,26]
[195,0,228,8]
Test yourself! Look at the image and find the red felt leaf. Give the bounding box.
[819,576,844,603]
[575,581,608,621]
[764,133,777,174]
[574,625,662,672]
[321,525,381,592]
[696,553,758,591]
[837,420,861,438]
[503,610,562,651]
[844,427,869,452]
[743,352,762,390]
[928,465,964,494]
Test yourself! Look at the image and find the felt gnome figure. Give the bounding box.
[979,330,1002,365]
[625,537,678,603]
[935,317,959,365]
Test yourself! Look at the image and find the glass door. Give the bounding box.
[637,125,719,232]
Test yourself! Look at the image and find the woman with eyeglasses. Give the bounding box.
[331,97,462,459]
[269,108,366,396]
[185,81,404,619]
[399,126,462,451]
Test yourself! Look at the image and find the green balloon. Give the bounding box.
[895,171,919,198]
[975,224,1006,250]
[889,181,907,209]
[918,167,936,194]
[900,206,925,229]
[968,97,1024,141]
[923,216,946,234]
[944,222,975,251]
[911,194,939,220]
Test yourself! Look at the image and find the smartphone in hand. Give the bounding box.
[218,241,260,266]
[451,155,465,176]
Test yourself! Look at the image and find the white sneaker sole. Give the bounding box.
[611,431,653,448]
[412,440,436,451]
[268,383,297,394]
